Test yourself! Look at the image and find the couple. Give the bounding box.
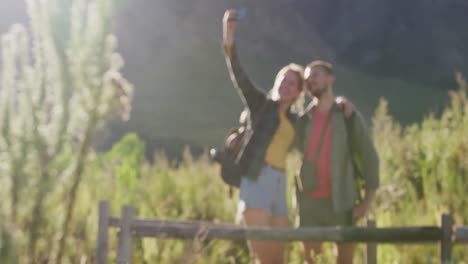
[222,10,379,264]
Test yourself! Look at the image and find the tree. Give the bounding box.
[0,0,132,262]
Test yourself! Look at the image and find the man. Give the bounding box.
[295,60,379,264]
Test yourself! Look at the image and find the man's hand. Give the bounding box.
[353,200,371,220]
[223,9,237,50]
[336,96,354,118]
[353,189,376,221]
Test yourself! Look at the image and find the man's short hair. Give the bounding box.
[307,60,334,75]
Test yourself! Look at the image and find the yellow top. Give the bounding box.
[264,110,295,170]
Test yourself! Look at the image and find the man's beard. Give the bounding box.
[308,84,327,99]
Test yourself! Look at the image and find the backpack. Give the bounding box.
[210,102,268,190]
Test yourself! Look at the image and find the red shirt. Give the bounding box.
[306,111,333,198]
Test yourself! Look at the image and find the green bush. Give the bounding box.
[371,74,468,263]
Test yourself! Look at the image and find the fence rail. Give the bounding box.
[96,200,468,264]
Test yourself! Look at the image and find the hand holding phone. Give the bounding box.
[237,7,247,20]
[223,9,238,48]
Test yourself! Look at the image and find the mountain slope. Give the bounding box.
[0,0,465,157]
[110,0,454,152]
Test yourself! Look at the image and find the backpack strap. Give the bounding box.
[228,100,269,198]
[235,100,269,162]
[309,106,334,165]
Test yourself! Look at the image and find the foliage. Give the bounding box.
[372,74,468,263]
[0,0,132,262]
[2,77,468,261]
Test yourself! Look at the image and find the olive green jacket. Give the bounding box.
[296,102,379,213]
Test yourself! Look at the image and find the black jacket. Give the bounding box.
[224,45,297,179]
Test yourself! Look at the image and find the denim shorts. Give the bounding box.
[237,165,288,216]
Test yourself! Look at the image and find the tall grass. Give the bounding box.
[2,79,468,262]
[3,81,468,262]
[371,74,468,263]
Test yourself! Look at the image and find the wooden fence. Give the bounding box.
[96,200,468,264]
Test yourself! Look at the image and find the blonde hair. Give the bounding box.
[269,63,305,113]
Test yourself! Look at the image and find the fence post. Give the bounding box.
[117,205,135,264]
[366,219,377,264]
[96,200,110,264]
[440,214,453,264]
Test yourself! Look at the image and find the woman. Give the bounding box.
[223,9,305,264]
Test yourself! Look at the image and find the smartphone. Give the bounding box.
[237,7,247,20]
